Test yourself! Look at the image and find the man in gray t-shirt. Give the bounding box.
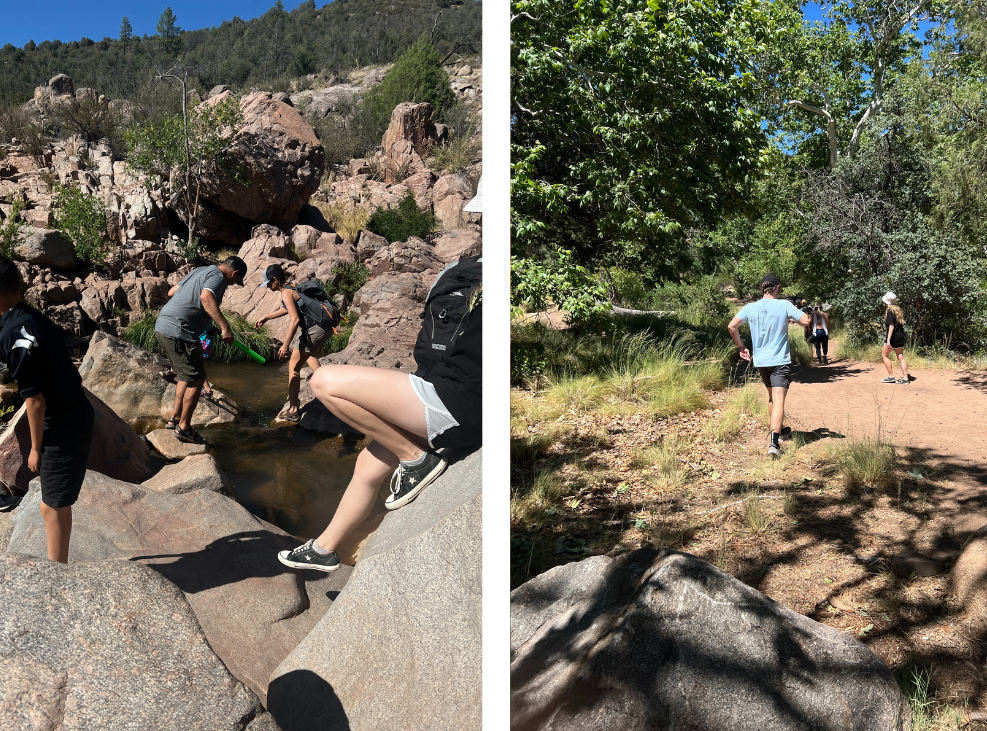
[154,256,246,444]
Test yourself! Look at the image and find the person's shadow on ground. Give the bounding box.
[267,670,351,731]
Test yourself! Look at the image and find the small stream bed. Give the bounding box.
[152,360,370,540]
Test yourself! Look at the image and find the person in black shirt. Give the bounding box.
[0,254,94,563]
[880,292,910,384]
[276,259,482,573]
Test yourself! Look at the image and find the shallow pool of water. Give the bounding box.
[190,361,373,541]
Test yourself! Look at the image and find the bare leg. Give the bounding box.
[895,347,908,379]
[311,365,429,463]
[286,348,304,413]
[315,441,397,552]
[171,381,187,422]
[881,344,895,375]
[178,379,205,431]
[306,355,321,373]
[40,503,72,563]
[769,386,788,434]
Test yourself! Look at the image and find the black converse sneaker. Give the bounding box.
[277,539,340,572]
[385,451,447,510]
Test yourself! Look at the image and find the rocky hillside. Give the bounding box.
[0,61,480,370]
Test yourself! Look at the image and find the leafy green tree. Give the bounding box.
[367,192,438,242]
[762,0,939,169]
[511,249,611,329]
[52,184,109,266]
[361,36,457,146]
[156,7,182,55]
[125,91,246,257]
[511,0,773,285]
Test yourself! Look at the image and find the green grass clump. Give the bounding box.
[788,325,814,366]
[122,310,274,363]
[511,466,567,525]
[705,382,767,442]
[897,664,965,731]
[835,436,898,489]
[634,437,686,492]
[368,192,438,243]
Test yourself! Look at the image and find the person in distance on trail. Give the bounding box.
[276,256,483,573]
[727,274,812,458]
[154,256,247,444]
[0,254,94,563]
[254,263,333,422]
[880,291,910,385]
[811,305,831,364]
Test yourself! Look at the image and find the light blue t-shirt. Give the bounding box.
[736,298,806,367]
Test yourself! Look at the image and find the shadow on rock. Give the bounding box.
[131,530,296,594]
[268,670,351,731]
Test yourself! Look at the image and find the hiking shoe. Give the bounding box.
[881,376,896,384]
[896,377,910,384]
[174,426,205,445]
[277,539,340,572]
[768,444,782,459]
[385,451,447,510]
[166,417,179,430]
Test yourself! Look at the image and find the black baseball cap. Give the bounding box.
[224,256,248,285]
[259,263,286,289]
[761,274,781,288]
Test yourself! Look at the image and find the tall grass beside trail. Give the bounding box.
[121,310,275,363]
[833,327,987,370]
[540,332,726,420]
[788,325,814,366]
[315,202,370,243]
[897,664,965,731]
[704,381,768,442]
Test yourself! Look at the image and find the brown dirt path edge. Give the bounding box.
[781,358,987,537]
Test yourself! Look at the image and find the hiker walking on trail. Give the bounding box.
[881,292,910,385]
[155,256,247,444]
[254,263,340,422]
[0,255,94,563]
[812,306,830,364]
[276,256,483,573]
[727,274,812,458]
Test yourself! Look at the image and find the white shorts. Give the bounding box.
[409,374,460,449]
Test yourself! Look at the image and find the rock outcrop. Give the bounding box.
[0,389,150,491]
[188,91,326,245]
[146,428,208,459]
[13,227,77,270]
[78,332,238,428]
[382,102,439,184]
[9,471,350,706]
[269,449,481,731]
[142,453,234,495]
[0,553,276,730]
[510,549,911,731]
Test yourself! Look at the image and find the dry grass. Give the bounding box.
[704,381,767,442]
[835,436,898,490]
[316,202,370,243]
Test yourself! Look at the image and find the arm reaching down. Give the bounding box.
[24,394,45,473]
[200,289,233,343]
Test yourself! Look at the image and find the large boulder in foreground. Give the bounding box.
[9,471,350,706]
[187,91,326,245]
[510,549,911,731]
[0,388,150,491]
[79,331,237,428]
[269,449,481,731]
[0,554,277,730]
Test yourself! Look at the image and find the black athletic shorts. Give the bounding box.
[40,398,95,509]
[758,364,792,390]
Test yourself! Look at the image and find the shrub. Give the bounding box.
[0,193,27,257]
[511,339,548,385]
[836,437,897,490]
[57,96,119,146]
[52,184,109,266]
[368,192,437,243]
[123,309,275,363]
[0,106,29,144]
[326,311,359,353]
[428,125,480,177]
[360,37,457,146]
[326,261,370,303]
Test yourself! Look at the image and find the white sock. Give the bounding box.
[404,451,428,466]
[311,541,331,555]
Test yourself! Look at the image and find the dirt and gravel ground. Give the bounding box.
[511,353,987,716]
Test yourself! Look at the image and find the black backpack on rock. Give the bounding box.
[284,281,341,334]
[413,256,482,381]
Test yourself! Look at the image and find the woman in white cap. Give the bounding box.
[880,292,909,384]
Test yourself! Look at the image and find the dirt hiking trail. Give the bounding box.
[783,358,987,537]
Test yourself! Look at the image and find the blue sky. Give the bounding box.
[0,1,320,48]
